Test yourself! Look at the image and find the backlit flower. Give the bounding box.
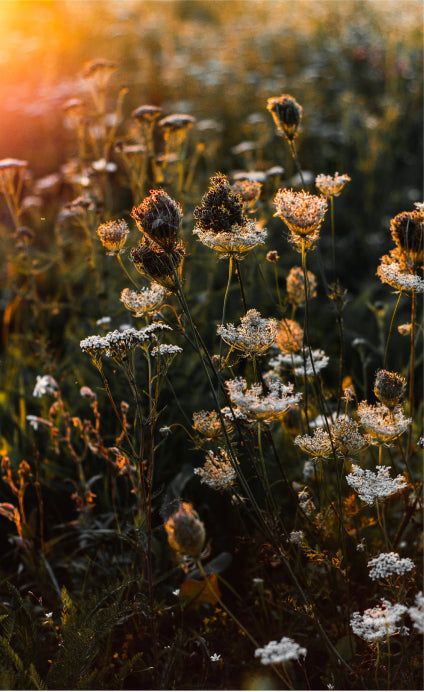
[315,172,351,197]
[350,599,407,642]
[226,375,301,422]
[217,309,278,357]
[346,464,406,505]
[255,636,307,665]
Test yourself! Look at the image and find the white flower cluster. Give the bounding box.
[226,375,301,422]
[33,375,59,397]
[120,283,166,317]
[217,309,278,357]
[193,448,236,491]
[408,592,424,634]
[80,324,171,358]
[367,552,415,580]
[357,401,411,445]
[255,636,307,665]
[151,344,183,357]
[295,427,332,459]
[377,261,424,293]
[269,347,329,377]
[194,220,267,259]
[346,464,406,505]
[289,530,304,547]
[350,599,407,642]
[331,416,370,457]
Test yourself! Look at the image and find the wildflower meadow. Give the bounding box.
[0,1,422,689]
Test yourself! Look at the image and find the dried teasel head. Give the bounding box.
[131,190,182,252]
[193,173,246,234]
[266,94,303,141]
[373,369,406,411]
[165,502,206,559]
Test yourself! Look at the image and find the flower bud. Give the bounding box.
[374,369,406,410]
[165,502,206,558]
[267,94,303,140]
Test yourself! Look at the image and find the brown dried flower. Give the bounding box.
[267,94,303,140]
[96,219,129,254]
[131,189,182,252]
[373,370,406,411]
[130,240,185,291]
[165,502,206,559]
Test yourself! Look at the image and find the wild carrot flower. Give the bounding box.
[373,369,406,410]
[367,552,415,580]
[151,344,182,357]
[286,266,317,306]
[289,530,305,546]
[269,347,329,378]
[346,464,406,505]
[97,219,129,254]
[193,174,266,258]
[331,416,369,457]
[82,59,117,86]
[376,257,424,293]
[33,375,59,397]
[294,427,333,460]
[255,636,307,665]
[226,375,301,422]
[132,104,163,123]
[80,324,171,359]
[350,599,407,642]
[131,189,182,252]
[408,592,424,633]
[193,448,237,490]
[315,172,351,197]
[276,319,303,354]
[192,410,232,439]
[390,209,423,268]
[266,94,303,141]
[231,179,262,210]
[217,309,278,357]
[357,401,411,445]
[120,283,166,317]
[164,501,206,559]
[274,188,327,252]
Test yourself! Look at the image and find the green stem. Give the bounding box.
[288,139,306,190]
[116,253,140,290]
[234,258,247,313]
[330,195,335,277]
[384,291,403,369]
[407,289,416,457]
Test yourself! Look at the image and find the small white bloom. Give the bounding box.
[350,599,407,642]
[408,592,424,634]
[367,552,415,580]
[210,653,221,662]
[289,530,304,547]
[255,636,307,665]
[33,375,58,398]
[96,316,112,327]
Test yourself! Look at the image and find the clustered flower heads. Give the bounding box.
[273,188,327,252]
[367,552,415,581]
[120,283,166,317]
[286,266,317,306]
[130,240,185,291]
[131,189,182,252]
[269,347,329,378]
[192,410,232,439]
[266,94,303,141]
[346,464,406,505]
[377,257,424,293]
[315,172,351,197]
[350,599,407,642]
[226,375,301,422]
[276,319,303,354]
[408,592,424,634]
[357,401,411,445]
[193,174,266,258]
[217,309,278,357]
[193,448,237,491]
[255,636,307,665]
[295,415,369,461]
[80,323,171,359]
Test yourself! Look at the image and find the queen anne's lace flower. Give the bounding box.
[274,189,327,238]
[80,324,171,358]
[269,347,329,377]
[367,552,415,580]
[226,375,301,422]
[217,309,278,357]
[294,427,332,459]
[120,283,166,317]
[194,220,267,259]
[289,530,304,546]
[346,464,406,505]
[377,260,424,293]
[408,592,424,634]
[255,637,307,665]
[193,448,237,490]
[331,416,370,457]
[192,410,232,438]
[150,344,182,357]
[315,172,351,197]
[350,599,407,642]
[357,401,411,445]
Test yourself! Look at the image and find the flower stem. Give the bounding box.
[384,291,403,369]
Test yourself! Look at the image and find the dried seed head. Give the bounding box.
[130,240,185,291]
[231,179,262,210]
[374,370,406,410]
[274,188,327,239]
[131,190,182,252]
[96,219,129,254]
[194,174,246,234]
[390,210,423,267]
[165,502,206,558]
[286,266,317,306]
[276,319,304,354]
[266,94,303,140]
[266,250,279,263]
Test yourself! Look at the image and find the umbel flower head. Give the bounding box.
[373,369,406,410]
[350,599,407,642]
[274,188,327,252]
[315,172,351,197]
[131,189,182,252]
[164,502,206,559]
[96,219,129,254]
[346,464,406,505]
[276,318,303,354]
[266,94,303,141]
[217,309,278,357]
[367,552,415,581]
[130,240,185,292]
[120,283,166,317]
[194,448,237,491]
[255,636,307,665]
[226,374,301,422]
[192,410,233,439]
[377,251,424,293]
[193,174,266,258]
[357,400,411,445]
[390,209,423,268]
[286,266,317,306]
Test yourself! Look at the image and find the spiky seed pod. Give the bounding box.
[266,94,303,140]
[165,502,206,558]
[130,240,185,291]
[193,174,246,234]
[131,190,182,252]
[390,210,423,268]
[374,370,406,410]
